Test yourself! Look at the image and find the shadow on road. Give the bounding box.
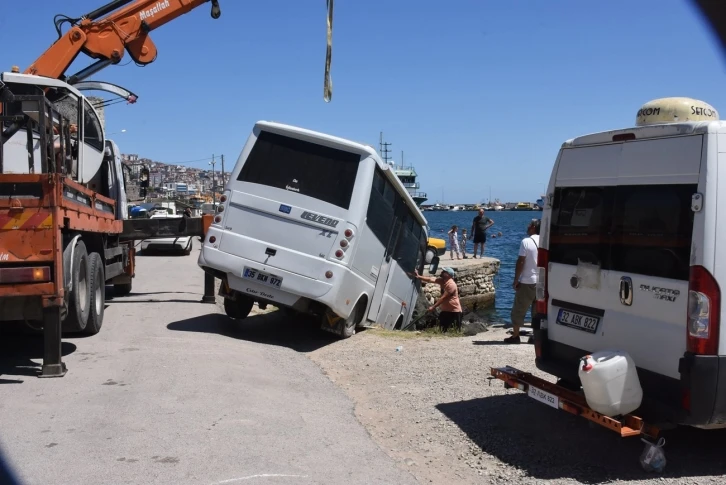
[167,310,340,353]
[0,326,77,382]
[436,393,726,483]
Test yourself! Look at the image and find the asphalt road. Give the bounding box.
[0,245,418,485]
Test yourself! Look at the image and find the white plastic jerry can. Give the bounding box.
[578,350,644,417]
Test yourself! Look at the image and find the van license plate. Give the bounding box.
[242,267,283,289]
[528,385,559,409]
[556,308,599,333]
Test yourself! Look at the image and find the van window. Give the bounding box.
[550,186,613,266]
[550,184,695,281]
[610,184,695,280]
[238,130,361,209]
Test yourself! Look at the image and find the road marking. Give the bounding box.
[212,474,309,484]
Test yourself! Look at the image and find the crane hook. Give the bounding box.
[211,0,221,19]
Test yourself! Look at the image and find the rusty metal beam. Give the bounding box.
[120,216,207,241]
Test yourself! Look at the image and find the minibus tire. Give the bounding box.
[341,301,365,339]
[224,295,254,320]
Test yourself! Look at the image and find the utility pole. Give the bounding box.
[210,154,216,208]
[379,131,392,165]
[401,150,404,168]
[221,154,225,192]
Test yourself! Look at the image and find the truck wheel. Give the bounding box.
[63,241,90,333]
[224,295,254,319]
[114,282,132,297]
[83,252,105,335]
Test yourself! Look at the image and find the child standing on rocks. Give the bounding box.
[448,225,462,260]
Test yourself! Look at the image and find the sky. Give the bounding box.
[1,0,725,204]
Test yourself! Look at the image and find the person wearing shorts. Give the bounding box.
[413,267,462,332]
[505,219,540,344]
[471,208,494,258]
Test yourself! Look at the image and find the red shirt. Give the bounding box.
[436,277,462,313]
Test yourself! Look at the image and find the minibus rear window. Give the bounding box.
[238,131,361,209]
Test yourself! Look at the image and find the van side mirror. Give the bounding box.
[428,256,439,275]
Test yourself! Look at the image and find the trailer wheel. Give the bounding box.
[224,295,254,319]
[63,241,90,333]
[114,282,132,297]
[84,252,105,335]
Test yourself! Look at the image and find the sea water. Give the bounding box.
[425,210,542,324]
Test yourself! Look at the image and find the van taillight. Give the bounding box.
[535,248,549,314]
[687,265,720,355]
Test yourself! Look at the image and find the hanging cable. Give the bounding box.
[323,0,334,102]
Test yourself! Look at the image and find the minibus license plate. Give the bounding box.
[556,308,599,333]
[242,267,282,289]
[528,385,559,409]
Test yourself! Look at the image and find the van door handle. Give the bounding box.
[620,276,633,306]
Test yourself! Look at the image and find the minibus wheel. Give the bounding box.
[340,301,365,339]
[224,295,254,319]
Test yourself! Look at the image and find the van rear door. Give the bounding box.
[548,135,702,383]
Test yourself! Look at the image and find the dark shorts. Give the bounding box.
[439,311,462,332]
[473,233,486,244]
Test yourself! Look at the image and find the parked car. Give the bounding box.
[140,213,193,255]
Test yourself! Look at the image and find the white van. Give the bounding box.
[198,121,430,337]
[535,97,726,428]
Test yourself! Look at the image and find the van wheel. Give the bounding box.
[224,295,254,320]
[63,241,90,333]
[84,252,105,335]
[425,248,436,264]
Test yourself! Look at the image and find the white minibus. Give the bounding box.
[198,121,434,337]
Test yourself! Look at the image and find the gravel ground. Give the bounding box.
[306,324,726,485]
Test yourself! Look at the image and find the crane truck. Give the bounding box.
[0,0,338,378]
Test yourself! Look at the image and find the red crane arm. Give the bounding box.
[24,0,220,81]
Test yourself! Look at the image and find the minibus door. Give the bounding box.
[368,218,402,322]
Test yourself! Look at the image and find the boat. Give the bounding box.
[535,195,545,211]
[512,202,534,211]
[390,162,428,207]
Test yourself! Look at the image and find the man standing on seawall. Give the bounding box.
[471,208,494,258]
[504,219,540,344]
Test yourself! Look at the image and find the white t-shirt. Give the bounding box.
[518,235,539,284]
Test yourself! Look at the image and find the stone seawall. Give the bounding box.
[422,257,500,311]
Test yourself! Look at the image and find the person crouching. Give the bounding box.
[413,267,462,332]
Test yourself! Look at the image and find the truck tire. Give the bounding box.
[224,295,254,320]
[114,282,132,297]
[63,241,91,333]
[84,252,105,335]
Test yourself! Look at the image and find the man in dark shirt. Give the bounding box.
[471,208,494,258]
